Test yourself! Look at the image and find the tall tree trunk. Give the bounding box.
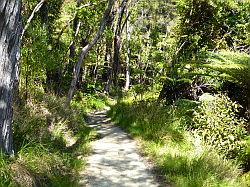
[124,10,131,91]
[0,0,21,155]
[103,40,112,93]
[113,36,120,86]
[76,67,83,89]
[93,47,100,84]
[113,0,128,86]
[67,0,115,104]
[247,79,250,132]
[103,11,114,93]
[69,0,83,66]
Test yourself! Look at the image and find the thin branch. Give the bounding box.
[121,12,130,33]
[175,41,187,56]
[56,17,75,43]
[67,0,115,104]
[77,2,92,9]
[20,0,47,41]
[115,0,128,36]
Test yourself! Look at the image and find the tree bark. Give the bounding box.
[124,10,131,91]
[67,0,115,104]
[0,0,21,155]
[247,79,250,132]
[103,39,112,93]
[103,10,114,93]
[69,0,83,65]
[93,46,100,83]
[113,0,128,86]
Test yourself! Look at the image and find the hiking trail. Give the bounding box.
[80,108,161,187]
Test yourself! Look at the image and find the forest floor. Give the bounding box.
[79,108,162,187]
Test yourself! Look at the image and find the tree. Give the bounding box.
[112,0,128,86]
[0,0,22,154]
[124,8,131,91]
[67,0,115,103]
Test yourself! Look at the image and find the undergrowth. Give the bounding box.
[72,91,112,112]
[109,96,248,187]
[0,91,108,186]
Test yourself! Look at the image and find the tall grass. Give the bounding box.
[109,98,246,187]
[72,92,112,112]
[0,91,108,186]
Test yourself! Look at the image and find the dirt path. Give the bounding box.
[80,109,160,187]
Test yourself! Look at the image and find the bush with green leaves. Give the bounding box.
[193,93,247,159]
[109,98,245,186]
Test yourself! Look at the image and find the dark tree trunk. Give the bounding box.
[0,0,21,155]
[93,46,101,83]
[247,82,250,132]
[103,40,112,93]
[103,11,114,93]
[69,0,83,66]
[112,0,128,86]
[113,36,121,86]
[76,67,83,89]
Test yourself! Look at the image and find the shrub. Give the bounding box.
[8,93,94,186]
[72,91,109,111]
[193,93,247,159]
[109,98,244,186]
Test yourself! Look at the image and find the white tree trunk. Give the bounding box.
[20,0,46,41]
[0,0,21,155]
[67,0,115,104]
[124,11,131,91]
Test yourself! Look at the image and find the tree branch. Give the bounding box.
[121,12,130,34]
[67,0,115,104]
[20,0,47,41]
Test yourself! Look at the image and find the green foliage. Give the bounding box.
[17,143,78,187]
[240,136,250,172]
[109,98,244,186]
[21,8,68,94]
[109,100,188,142]
[203,50,250,85]
[130,84,150,100]
[0,153,12,186]
[193,93,247,159]
[3,93,96,186]
[126,0,176,85]
[175,0,250,58]
[72,91,110,112]
[14,94,91,150]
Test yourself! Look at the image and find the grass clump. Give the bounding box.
[72,91,112,112]
[0,153,12,187]
[109,97,246,187]
[0,92,98,186]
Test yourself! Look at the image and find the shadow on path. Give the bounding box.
[80,109,161,187]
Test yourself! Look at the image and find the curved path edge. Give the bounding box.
[80,108,162,187]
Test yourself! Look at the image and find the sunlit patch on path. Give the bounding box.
[80,108,160,187]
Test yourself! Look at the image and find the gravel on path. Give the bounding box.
[80,109,161,187]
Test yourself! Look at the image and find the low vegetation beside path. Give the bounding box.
[0,92,109,187]
[109,95,250,187]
